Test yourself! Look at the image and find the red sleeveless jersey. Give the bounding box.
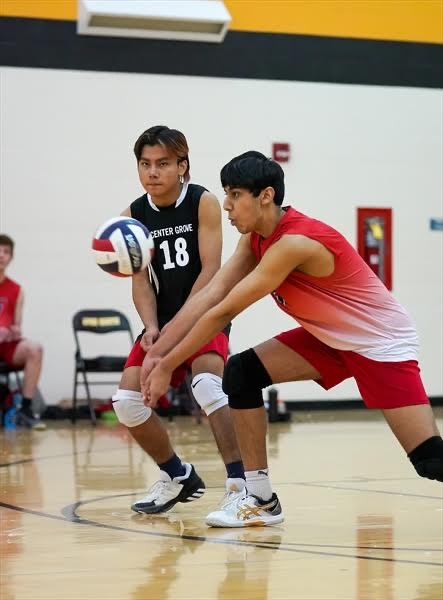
[250,207,418,362]
[0,277,21,328]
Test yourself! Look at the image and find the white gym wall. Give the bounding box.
[1,66,442,404]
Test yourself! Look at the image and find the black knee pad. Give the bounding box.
[408,436,443,483]
[223,348,272,409]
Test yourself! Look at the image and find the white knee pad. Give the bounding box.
[191,373,228,416]
[112,389,152,427]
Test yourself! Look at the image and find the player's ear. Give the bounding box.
[261,187,275,206]
[177,158,188,178]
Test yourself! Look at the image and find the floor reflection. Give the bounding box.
[357,514,394,600]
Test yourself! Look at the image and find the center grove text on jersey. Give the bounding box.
[151,224,194,239]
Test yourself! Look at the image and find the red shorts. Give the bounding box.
[0,340,21,365]
[275,327,429,409]
[125,332,229,388]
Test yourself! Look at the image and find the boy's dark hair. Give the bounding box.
[0,234,14,255]
[220,151,285,206]
[133,125,190,181]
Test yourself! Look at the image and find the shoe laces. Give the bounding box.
[218,487,248,509]
[139,479,172,503]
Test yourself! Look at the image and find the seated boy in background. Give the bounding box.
[0,234,45,430]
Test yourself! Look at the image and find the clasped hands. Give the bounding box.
[0,325,21,343]
[139,324,174,408]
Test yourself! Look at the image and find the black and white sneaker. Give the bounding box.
[131,463,205,514]
[16,408,46,430]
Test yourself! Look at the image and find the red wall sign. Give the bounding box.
[357,207,392,290]
[272,143,290,162]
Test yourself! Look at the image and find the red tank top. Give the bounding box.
[250,207,417,361]
[0,277,21,328]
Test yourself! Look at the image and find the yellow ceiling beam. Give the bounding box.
[1,0,77,20]
[225,0,443,44]
[1,0,442,44]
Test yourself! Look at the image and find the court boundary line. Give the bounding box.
[0,501,441,567]
[63,493,443,553]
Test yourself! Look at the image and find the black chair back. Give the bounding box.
[71,309,134,425]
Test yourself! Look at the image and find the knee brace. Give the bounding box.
[223,348,272,409]
[408,436,443,482]
[191,373,228,416]
[112,389,152,428]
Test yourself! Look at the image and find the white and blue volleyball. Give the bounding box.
[92,217,154,277]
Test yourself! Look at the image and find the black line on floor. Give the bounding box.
[0,501,440,567]
[63,493,443,553]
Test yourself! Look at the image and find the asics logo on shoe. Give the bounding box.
[237,499,277,520]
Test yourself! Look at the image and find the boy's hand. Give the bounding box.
[0,327,12,343]
[140,356,162,405]
[9,324,22,340]
[145,361,174,408]
[140,325,160,352]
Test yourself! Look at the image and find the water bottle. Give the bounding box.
[3,393,22,430]
[268,387,279,423]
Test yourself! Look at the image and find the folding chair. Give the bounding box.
[72,309,134,425]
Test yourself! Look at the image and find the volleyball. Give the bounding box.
[92,216,154,277]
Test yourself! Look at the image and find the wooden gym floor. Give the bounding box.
[1,409,442,600]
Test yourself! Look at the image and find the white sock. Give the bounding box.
[245,468,273,501]
[226,477,246,492]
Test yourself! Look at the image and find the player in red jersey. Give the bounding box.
[0,234,45,429]
[141,151,442,527]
